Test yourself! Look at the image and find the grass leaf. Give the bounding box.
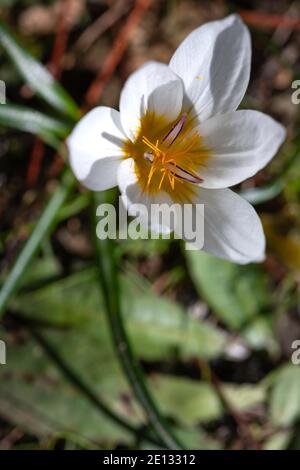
[0,104,70,148]
[0,171,75,318]
[0,21,80,121]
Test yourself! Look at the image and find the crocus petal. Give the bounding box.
[68,106,125,191]
[186,187,265,264]
[117,158,173,234]
[169,14,251,121]
[119,61,183,140]
[195,110,286,189]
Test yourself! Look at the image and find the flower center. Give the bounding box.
[122,111,210,202]
[141,113,204,192]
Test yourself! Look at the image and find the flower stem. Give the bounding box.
[92,191,184,450]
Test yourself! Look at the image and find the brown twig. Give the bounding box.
[271,2,299,47]
[26,138,45,187]
[239,10,300,30]
[47,153,66,179]
[74,0,132,54]
[84,0,152,109]
[0,427,24,450]
[195,358,261,450]
[48,0,73,79]
[26,0,73,186]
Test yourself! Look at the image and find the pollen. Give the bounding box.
[122,111,210,202]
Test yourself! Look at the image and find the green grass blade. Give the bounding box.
[0,20,80,121]
[241,141,300,205]
[0,170,75,318]
[0,104,71,148]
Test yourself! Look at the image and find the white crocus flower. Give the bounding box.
[68,14,286,264]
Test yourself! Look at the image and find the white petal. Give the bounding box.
[117,157,138,194]
[169,14,251,121]
[186,187,265,264]
[119,61,183,140]
[197,110,286,188]
[67,106,125,191]
[117,158,173,234]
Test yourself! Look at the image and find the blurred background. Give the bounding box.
[0,0,300,451]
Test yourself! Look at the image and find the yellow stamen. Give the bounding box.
[122,111,210,202]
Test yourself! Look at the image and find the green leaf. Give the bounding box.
[57,192,90,222]
[0,326,135,447]
[0,21,80,121]
[142,427,222,450]
[222,383,266,411]
[11,256,61,291]
[186,250,271,329]
[0,325,220,449]
[0,317,261,447]
[151,375,223,425]
[243,317,279,356]
[240,180,285,205]
[116,238,171,258]
[240,141,300,205]
[122,279,226,360]
[263,431,292,450]
[269,364,300,427]
[0,104,70,148]
[12,267,227,361]
[151,375,265,426]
